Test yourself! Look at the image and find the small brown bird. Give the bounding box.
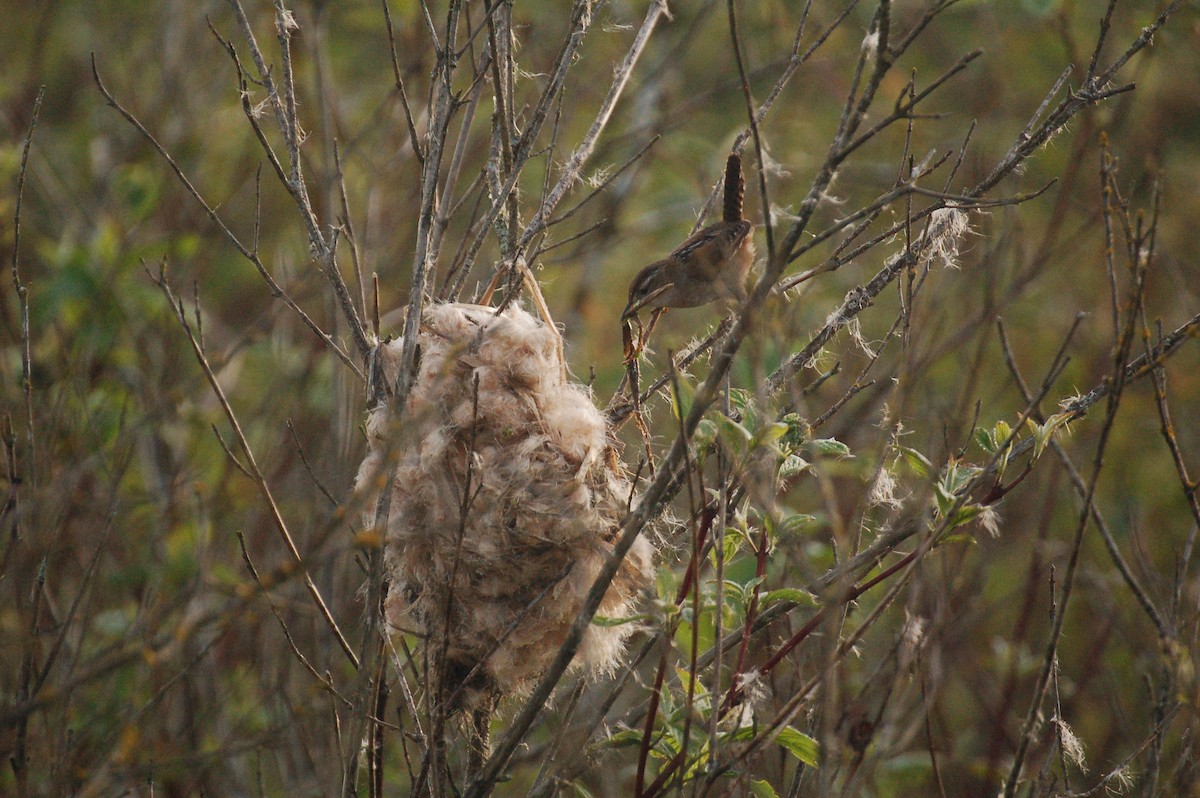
[622,153,756,319]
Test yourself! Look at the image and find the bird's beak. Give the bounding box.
[621,283,672,320]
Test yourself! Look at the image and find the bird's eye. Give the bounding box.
[628,270,655,298]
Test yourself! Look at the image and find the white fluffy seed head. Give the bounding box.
[925,207,971,270]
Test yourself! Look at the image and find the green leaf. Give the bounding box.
[778,513,819,536]
[752,421,789,450]
[901,446,933,478]
[775,726,820,766]
[656,567,678,601]
[762,588,818,607]
[716,414,754,458]
[724,576,763,606]
[671,377,695,422]
[716,526,748,564]
[602,729,644,748]
[650,598,680,618]
[675,614,715,653]
[722,578,747,604]
[939,461,974,494]
[807,438,851,458]
[933,482,955,516]
[750,780,781,798]
[727,725,755,742]
[673,666,710,703]
[742,575,766,603]
[591,613,649,627]
[948,504,983,529]
[781,412,808,448]
[727,388,758,428]
[694,418,719,448]
[1027,412,1073,458]
[649,736,679,760]
[778,454,810,480]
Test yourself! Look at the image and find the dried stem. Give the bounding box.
[149,261,359,668]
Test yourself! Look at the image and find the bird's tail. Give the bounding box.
[723,153,744,223]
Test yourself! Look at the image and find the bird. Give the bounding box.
[622,153,756,320]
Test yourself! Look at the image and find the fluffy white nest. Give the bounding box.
[356,302,653,707]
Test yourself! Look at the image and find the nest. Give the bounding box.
[356,302,653,708]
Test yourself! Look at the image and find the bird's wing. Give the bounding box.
[670,219,751,263]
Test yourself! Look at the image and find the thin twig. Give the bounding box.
[9,85,44,482]
[380,0,424,163]
[997,318,1169,639]
[148,260,359,668]
[92,55,365,378]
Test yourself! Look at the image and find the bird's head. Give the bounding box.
[622,260,674,320]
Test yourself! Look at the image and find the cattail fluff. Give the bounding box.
[356,303,654,708]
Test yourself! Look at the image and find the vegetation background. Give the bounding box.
[2,0,1199,795]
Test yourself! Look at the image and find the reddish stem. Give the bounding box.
[721,524,770,711]
[642,547,918,798]
[634,507,715,796]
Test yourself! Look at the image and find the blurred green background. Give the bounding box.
[2,0,1199,795]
